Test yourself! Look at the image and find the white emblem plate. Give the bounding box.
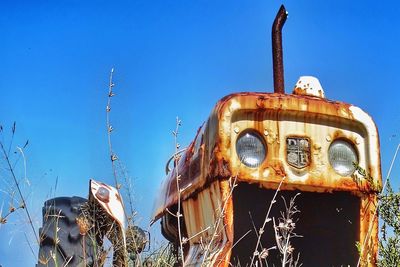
[286,137,310,168]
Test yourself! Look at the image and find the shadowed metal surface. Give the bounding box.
[231,184,360,266]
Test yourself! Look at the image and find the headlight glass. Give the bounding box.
[328,139,358,176]
[236,131,266,168]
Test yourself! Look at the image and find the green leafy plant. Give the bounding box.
[378,181,400,267]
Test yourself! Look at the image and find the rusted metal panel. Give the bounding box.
[154,179,233,264]
[225,93,381,195]
[152,92,381,221]
[151,92,381,266]
[181,180,233,266]
[360,194,379,266]
[150,2,381,264]
[272,5,288,94]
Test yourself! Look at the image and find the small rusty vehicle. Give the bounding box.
[37,180,147,267]
[151,5,382,267]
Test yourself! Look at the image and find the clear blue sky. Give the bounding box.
[1,0,400,266]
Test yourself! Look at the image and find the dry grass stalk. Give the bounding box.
[273,194,302,267]
[0,123,39,245]
[105,68,145,265]
[172,116,186,266]
[142,242,177,266]
[249,176,286,266]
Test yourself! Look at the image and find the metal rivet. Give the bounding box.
[326,136,331,142]
[355,138,360,145]
[264,130,269,136]
[313,143,321,150]
[234,127,240,134]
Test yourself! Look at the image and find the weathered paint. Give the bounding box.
[293,76,325,98]
[272,5,288,94]
[152,92,381,266]
[181,180,233,266]
[152,93,381,217]
[90,179,127,248]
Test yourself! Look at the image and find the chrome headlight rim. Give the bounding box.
[328,138,359,176]
[235,130,267,168]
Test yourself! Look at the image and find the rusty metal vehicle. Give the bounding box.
[37,179,147,267]
[151,5,381,267]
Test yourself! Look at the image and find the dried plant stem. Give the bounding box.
[273,194,302,267]
[0,142,39,244]
[62,257,72,267]
[16,146,30,186]
[106,67,119,188]
[82,235,87,267]
[7,122,16,156]
[356,143,400,267]
[116,160,136,218]
[105,68,143,265]
[281,220,290,266]
[172,117,185,266]
[231,229,252,249]
[24,232,37,259]
[250,176,286,266]
[0,205,24,224]
[52,211,62,267]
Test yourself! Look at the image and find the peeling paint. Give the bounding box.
[152,92,381,267]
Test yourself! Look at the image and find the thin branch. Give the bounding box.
[184,226,211,244]
[106,67,119,188]
[24,232,36,259]
[105,68,144,265]
[173,116,185,266]
[250,176,286,266]
[0,141,39,244]
[7,122,16,157]
[16,146,30,186]
[232,229,252,249]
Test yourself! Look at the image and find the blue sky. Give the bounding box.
[1,0,400,266]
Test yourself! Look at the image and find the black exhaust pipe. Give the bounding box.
[272,5,288,94]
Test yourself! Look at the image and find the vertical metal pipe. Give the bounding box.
[272,5,288,94]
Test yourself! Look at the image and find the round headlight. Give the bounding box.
[236,131,266,168]
[328,139,358,176]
